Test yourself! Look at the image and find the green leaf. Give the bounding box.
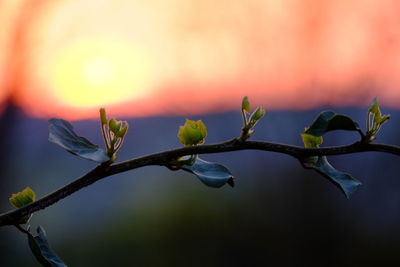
[177,119,207,146]
[48,118,110,163]
[182,157,234,188]
[28,226,67,267]
[312,156,362,199]
[301,133,322,148]
[368,97,390,125]
[99,108,107,125]
[242,96,250,113]
[300,133,322,167]
[9,187,36,209]
[305,111,360,137]
[368,97,379,114]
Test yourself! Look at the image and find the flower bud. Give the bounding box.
[9,187,36,209]
[178,119,207,146]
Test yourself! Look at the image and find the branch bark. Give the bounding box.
[0,138,399,227]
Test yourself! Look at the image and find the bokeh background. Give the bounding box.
[1,1,400,266]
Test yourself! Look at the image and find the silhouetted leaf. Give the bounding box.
[312,156,362,199]
[182,157,234,188]
[305,111,360,136]
[28,226,67,267]
[48,118,109,163]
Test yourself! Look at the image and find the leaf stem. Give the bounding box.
[14,224,29,235]
[101,124,110,151]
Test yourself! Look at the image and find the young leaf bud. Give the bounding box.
[368,97,379,114]
[380,115,390,124]
[116,124,128,138]
[100,108,108,125]
[301,133,323,148]
[178,119,207,146]
[242,96,250,113]
[9,187,36,209]
[109,119,121,133]
[252,107,265,121]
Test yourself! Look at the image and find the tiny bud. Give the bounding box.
[178,119,207,146]
[252,107,265,121]
[242,96,250,113]
[368,97,379,114]
[100,108,108,125]
[9,187,36,209]
[109,119,121,133]
[380,115,390,124]
[116,124,128,138]
[301,133,323,148]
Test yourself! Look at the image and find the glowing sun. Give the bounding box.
[49,39,154,107]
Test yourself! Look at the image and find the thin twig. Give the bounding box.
[14,224,29,235]
[0,138,399,227]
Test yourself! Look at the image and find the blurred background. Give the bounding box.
[1,0,400,266]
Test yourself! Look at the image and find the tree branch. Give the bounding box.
[1,138,399,227]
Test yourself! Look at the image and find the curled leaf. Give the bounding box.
[48,118,110,163]
[182,157,234,188]
[313,157,362,199]
[28,226,67,267]
[300,132,361,198]
[305,111,360,137]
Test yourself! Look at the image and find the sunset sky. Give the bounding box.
[1,0,400,119]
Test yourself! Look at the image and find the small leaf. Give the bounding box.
[305,111,360,137]
[28,226,67,267]
[242,96,250,113]
[177,119,207,146]
[301,133,322,148]
[116,124,128,138]
[369,98,390,125]
[249,107,266,123]
[9,187,36,209]
[380,115,390,124]
[99,108,108,125]
[312,156,362,199]
[368,97,379,114]
[48,118,110,163]
[365,97,390,142]
[300,133,323,167]
[182,157,234,188]
[109,119,121,133]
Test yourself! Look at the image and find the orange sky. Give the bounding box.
[1,0,400,119]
